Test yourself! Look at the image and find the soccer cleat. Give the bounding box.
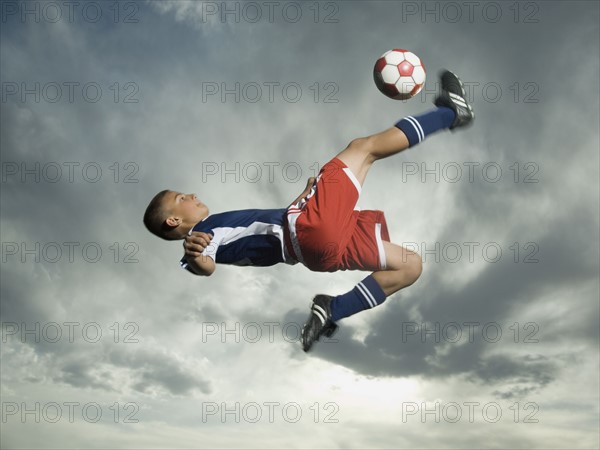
[434,69,474,130]
[301,295,339,352]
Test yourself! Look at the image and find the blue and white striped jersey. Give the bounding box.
[180,208,296,273]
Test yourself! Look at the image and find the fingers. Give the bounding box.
[183,232,213,257]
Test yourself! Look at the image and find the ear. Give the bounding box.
[165,216,181,227]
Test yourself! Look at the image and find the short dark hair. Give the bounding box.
[143,190,179,241]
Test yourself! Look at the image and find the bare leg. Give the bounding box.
[335,127,410,186]
[372,241,422,296]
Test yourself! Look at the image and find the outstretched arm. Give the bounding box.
[288,177,316,208]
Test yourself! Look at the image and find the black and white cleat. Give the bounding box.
[301,295,339,352]
[434,69,475,130]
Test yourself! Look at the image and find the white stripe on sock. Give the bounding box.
[357,282,377,308]
[405,117,422,142]
[406,116,424,142]
[411,116,425,141]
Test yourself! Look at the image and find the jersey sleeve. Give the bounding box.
[179,227,230,273]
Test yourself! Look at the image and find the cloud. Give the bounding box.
[1,1,598,448]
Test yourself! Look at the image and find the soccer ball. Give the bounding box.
[373,49,426,100]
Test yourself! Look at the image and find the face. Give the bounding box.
[164,191,209,230]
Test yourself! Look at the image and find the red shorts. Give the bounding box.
[284,158,390,272]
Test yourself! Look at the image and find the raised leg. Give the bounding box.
[334,127,410,186]
[334,99,465,187]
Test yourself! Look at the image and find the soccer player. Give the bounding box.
[143,71,474,352]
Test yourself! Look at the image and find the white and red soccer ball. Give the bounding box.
[373,49,426,100]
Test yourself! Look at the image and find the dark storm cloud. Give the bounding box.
[108,346,212,395]
[49,343,212,396]
[1,264,212,397]
[52,360,115,391]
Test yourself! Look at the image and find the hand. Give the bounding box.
[183,232,213,258]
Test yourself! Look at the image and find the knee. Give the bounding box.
[402,252,423,286]
[347,136,374,155]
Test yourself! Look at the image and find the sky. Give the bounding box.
[1,1,599,448]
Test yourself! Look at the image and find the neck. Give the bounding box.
[178,217,204,239]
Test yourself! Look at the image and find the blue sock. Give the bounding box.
[330,275,387,321]
[395,107,455,147]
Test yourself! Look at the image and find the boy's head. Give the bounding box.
[143,190,209,240]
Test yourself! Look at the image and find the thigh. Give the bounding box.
[382,241,422,270]
[334,138,373,187]
[335,128,409,185]
[339,210,390,271]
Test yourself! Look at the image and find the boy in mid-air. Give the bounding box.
[144,71,474,352]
